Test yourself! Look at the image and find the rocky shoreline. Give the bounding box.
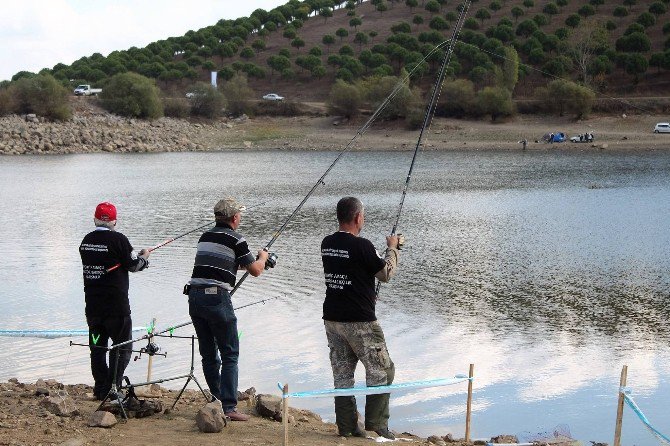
[0,378,585,446]
[1,104,667,156]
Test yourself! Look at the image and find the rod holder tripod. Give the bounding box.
[118,334,210,411]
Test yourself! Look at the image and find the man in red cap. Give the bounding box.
[79,202,151,400]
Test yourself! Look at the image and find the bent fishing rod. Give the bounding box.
[376,0,472,298]
[229,41,456,296]
[108,42,456,351]
[106,201,270,273]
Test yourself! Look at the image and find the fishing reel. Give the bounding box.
[265,252,278,270]
[396,233,405,250]
[133,340,166,361]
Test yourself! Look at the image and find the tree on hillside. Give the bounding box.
[430,16,450,30]
[406,0,418,11]
[392,21,412,33]
[649,2,667,16]
[376,1,389,14]
[569,20,609,88]
[495,46,520,92]
[636,12,656,28]
[523,0,534,7]
[475,8,491,25]
[413,14,424,28]
[267,55,291,76]
[578,5,596,17]
[240,47,255,60]
[336,28,349,42]
[425,0,440,15]
[369,30,378,43]
[283,27,297,40]
[320,7,333,22]
[252,40,266,52]
[511,6,524,22]
[323,34,336,52]
[354,32,369,50]
[349,17,363,30]
[291,38,306,52]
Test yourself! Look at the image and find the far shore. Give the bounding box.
[1,108,668,156]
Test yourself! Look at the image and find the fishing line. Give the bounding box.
[107,40,457,349]
[106,200,271,273]
[229,41,455,297]
[376,0,473,298]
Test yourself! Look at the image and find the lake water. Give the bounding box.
[1,149,669,445]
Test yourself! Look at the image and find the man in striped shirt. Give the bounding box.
[188,197,270,421]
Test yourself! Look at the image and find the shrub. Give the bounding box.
[435,78,476,117]
[327,79,362,118]
[535,79,595,118]
[221,73,253,116]
[636,12,656,27]
[476,86,515,121]
[162,97,190,118]
[100,72,162,119]
[357,74,421,120]
[0,88,13,116]
[187,82,226,118]
[9,74,72,121]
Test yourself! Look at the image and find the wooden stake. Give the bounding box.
[283,384,289,446]
[146,318,156,381]
[465,363,474,442]
[613,365,628,446]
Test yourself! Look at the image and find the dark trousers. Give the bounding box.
[189,286,239,412]
[86,315,133,399]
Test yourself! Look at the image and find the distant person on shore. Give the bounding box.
[320,197,400,440]
[79,202,151,401]
[186,197,271,421]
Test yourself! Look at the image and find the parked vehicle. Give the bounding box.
[542,132,566,143]
[654,123,670,133]
[73,85,102,96]
[262,93,284,101]
[569,133,594,143]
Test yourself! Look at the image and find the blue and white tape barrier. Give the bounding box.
[0,327,148,339]
[278,375,472,399]
[621,387,670,445]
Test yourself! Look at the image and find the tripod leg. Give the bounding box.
[190,375,210,402]
[171,376,193,409]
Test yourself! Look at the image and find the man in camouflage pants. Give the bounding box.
[321,197,400,440]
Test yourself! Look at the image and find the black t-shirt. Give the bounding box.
[321,231,386,322]
[79,228,140,317]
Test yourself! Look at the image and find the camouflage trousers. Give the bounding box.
[324,320,395,434]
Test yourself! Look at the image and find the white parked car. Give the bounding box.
[262,93,284,101]
[653,122,670,133]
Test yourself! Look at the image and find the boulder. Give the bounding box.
[88,411,117,428]
[39,395,79,417]
[490,434,519,443]
[256,394,282,421]
[195,402,227,433]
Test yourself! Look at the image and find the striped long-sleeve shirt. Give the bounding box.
[189,223,255,290]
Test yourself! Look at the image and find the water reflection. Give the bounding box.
[0,150,669,444]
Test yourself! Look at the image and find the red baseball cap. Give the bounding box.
[95,202,117,221]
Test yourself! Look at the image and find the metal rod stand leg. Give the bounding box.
[171,335,209,409]
[96,346,128,420]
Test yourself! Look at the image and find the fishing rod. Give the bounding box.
[376,0,472,297]
[108,42,456,350]
[108,295,281,350]
[106,200,271,273]
[229,42,455,296]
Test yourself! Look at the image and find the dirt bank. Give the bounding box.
[1,99,667,155]
[0,379,487,446]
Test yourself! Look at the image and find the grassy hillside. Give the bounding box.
[6,0,670,103]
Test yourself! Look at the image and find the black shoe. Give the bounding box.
[374,428,395,440]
